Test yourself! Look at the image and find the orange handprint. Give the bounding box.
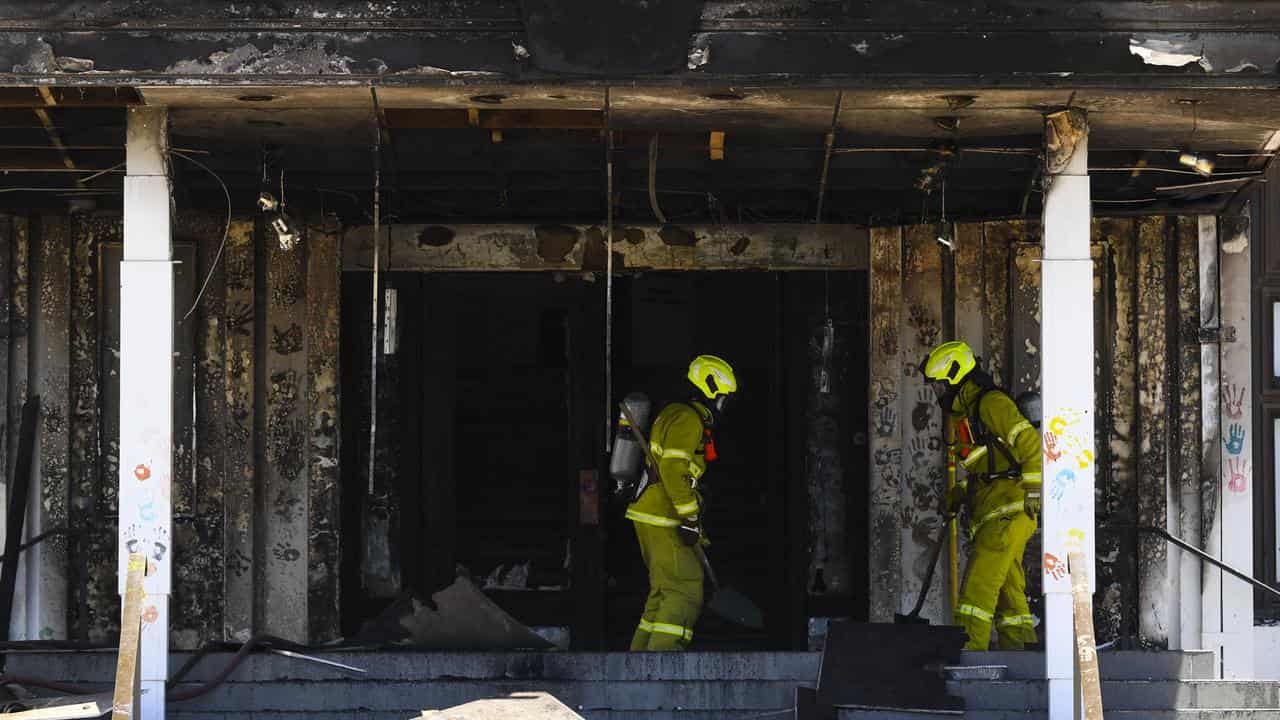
[1044,432,1062,462]
[1044,553,1066,581]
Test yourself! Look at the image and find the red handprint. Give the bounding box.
[1228,458,1249,493]
[1044,553,1066,581]
[1044,432,1062,462]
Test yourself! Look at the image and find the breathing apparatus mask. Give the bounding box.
[927,377,959,413]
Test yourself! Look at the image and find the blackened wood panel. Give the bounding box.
[262,225,309,641]
[899,224,944,622]
[1175,215,1203,642]
[306,223,341,643]
[567,277,603,648]
[1097,217,1138,642]
[394,276,425,598]
[867,226,902,623]
[95,233,121,643]
[338,272,368,636]
[779,272,804,649]
[68,215,102,641]
[34,214,70,639]
[222,220,256,641]
[166,216,215,650]
[1136,216,1171,648]
[7,216,29,638]
[981,222,1016,386]
[0,215,9,607]
[362,268,401,601]
[419,276,455,596]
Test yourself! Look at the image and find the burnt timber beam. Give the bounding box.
[342,223,870,272]
[2,0,1280,88]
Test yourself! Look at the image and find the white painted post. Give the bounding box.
[1039,110,1095,720]
[120,107,173,720]
[1202,213,1255,677]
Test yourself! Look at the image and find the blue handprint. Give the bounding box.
[1050,468,1076,501]
[1225,424,1245,455]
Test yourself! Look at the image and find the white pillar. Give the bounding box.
[120,107,173,720]
[1202,212,1255,677]
[1039,109,1095,720]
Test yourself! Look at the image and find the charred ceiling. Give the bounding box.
[0,2,1279,221]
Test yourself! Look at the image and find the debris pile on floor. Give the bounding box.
[355,569,553,650]
[415,692,583,719]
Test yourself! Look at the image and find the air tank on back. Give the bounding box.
[610,392,652,494]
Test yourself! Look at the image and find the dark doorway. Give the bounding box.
[340,269,869,649]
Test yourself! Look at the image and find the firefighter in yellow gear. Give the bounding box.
[627,355,737,651]
[922,341,1042,651]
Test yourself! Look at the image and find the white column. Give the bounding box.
[120,106,173,720]
[1039,109,1095,720]
[1202,213,1255,677]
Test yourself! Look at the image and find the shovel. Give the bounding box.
[618,402,766,630]
[895,513,957,625]
[696,544,765,629]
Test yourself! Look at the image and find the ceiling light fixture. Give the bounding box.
[1176,99,1214,177]
[936,178,954,251]
[258,170,300,251]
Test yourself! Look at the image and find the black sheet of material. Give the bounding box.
[816,621,966,712]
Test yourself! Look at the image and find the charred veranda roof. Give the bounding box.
[0,1,1278,222]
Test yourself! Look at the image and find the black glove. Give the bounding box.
[678,517,701,547]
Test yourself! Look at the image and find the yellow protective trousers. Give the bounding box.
[956,511,1037,650]
[630,521,703,651]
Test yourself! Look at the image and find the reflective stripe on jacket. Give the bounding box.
[626,401,710,527]
[950,381,1042,528]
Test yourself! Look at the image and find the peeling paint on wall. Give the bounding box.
[1136,216,1171,648]
[805,285,851,597]
[7,217,29,639]
[867,226,903,623]
[1174,216,1202,649]
[1129,36,1210,71]
[898,225,944,621]
[263,232,310,642]
[222,220,256,643]
[1098,217,1138,643]
[34,215,71,641]
[306,221,342,643]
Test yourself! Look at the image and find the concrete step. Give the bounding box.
[944,665,1007,681]
[169,713,797,720]
[2,650,821,684]
[949,680,1280,711]
[837,709,961,720]
[163,679,807,713]
[960,651,1216,681]
[962,707,1280,712]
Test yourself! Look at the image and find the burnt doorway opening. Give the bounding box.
[340,269,868,649]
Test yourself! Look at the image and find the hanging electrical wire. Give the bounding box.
[647,131,666,224]
[814,90,843,224]
[171,150,232,322]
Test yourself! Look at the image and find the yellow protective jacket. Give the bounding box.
[950,381,1042,533]
[625,401,710,528]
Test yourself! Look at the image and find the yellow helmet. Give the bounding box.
[920,341,976,386]
[688,354,737,400]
